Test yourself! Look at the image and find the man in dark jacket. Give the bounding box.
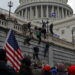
[18,57,33,75]
[44,42,49,58]
[33,47,39,60]
[0,49,17,75]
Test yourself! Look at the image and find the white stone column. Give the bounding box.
[68,11,70,16]
[49,45,54,67]
[28,8,30,19]
[51,6,54,19]
[66,10,67,17]
[41,5,43,18]
[46,5,48,18]
[30,7,33,19]
[35,6,38,18]
[20,11,21,16]
[57,7,59,18]
[25,8,27,19]
[51,6,54,14]
[63,9,65,18]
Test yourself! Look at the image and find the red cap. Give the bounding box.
[42,64,51,72]
[68,65,75,74]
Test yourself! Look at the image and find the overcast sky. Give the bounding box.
[0,0,75,13]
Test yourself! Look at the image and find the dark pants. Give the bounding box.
[38,36,41,44]
[44,48,48,57]
[33,53,39,60]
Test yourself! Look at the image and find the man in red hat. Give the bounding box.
[68,65,75,75]
[42,64,51,75]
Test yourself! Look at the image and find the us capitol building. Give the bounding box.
[15,0,73,24]
[0,0,75,66]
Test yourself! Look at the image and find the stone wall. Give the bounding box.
[0,27,75,66]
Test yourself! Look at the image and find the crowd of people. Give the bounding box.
[0,48,75,75]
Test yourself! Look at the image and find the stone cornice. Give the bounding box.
[19,0,68,5]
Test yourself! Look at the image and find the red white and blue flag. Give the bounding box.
[4,30,23,72]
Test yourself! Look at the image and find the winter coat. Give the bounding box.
[18,64,33,75]
[0,61,17,75]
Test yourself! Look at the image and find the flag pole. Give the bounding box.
[3,29,12,49]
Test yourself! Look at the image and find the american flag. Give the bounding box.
[4,30,23,72]
[50,13,56,17]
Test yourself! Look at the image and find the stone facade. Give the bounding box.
[0,25,75,66]
[53,15,75,42]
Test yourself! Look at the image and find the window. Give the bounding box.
[32,7,35,17]
[23,9,25,17]
[37,6,41,18]
[43,6,46,17]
